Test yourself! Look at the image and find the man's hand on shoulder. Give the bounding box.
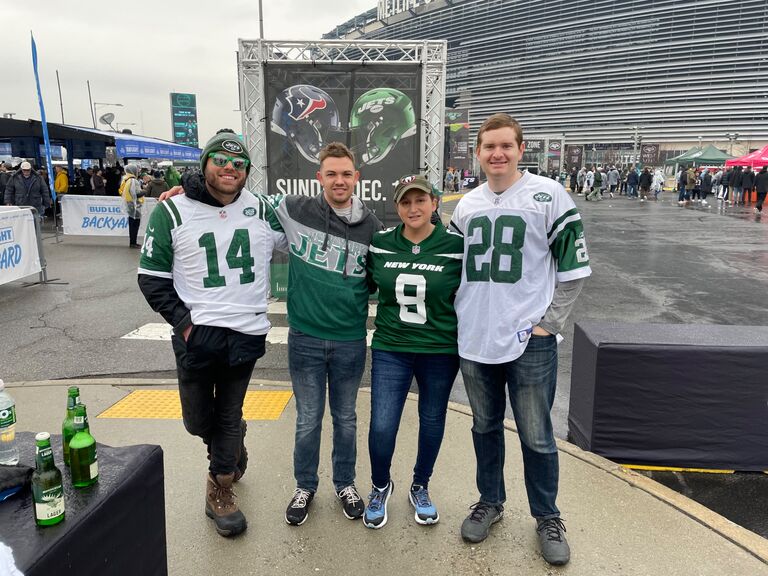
[159,186,184,202]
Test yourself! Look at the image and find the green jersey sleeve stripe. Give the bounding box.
[161,199,182,228]
[137,267,173,279]
[435,252,464,259]
[547,208,580,238]
[368,245,397,255]
[548,213,583,245]
[258,196,285,232]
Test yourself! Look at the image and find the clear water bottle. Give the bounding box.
[0,379,19,465]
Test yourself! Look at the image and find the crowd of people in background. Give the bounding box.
[548,163,768,215]
[0,160,199,219]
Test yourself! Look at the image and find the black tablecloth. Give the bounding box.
[569,322,768,471]
[0,432,167,575]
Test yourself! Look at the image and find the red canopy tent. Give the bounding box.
[725,144,768,168]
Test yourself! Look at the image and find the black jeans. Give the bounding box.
[128,216,140,245]
[173,326,265,476]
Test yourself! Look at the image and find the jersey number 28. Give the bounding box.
[465,215,526,283]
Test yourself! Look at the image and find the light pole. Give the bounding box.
[94,102,123,129]
[725,132,740,156]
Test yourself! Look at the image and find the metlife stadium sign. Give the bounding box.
[170,92,199,147]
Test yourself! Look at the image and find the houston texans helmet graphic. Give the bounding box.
[349,88,417,165]
[271,85,342,164]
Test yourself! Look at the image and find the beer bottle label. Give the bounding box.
[35,487,65,521]
[36,446,53,459]
[0,406,15,428]
[90,458,99,479]
[74,415,84,425]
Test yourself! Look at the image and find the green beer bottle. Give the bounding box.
[32,432,66,526]
[61,386,80,467]
[69,404,98,488]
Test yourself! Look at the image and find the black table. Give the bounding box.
[569,322,768,471]
[0,433,167,576]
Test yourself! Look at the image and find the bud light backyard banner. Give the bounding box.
[265,63,422,227]
[61,195,158,238]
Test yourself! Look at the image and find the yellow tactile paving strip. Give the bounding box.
[97,390,293,420]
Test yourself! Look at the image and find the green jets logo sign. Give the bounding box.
[242,207,257,217]
[533,193,552,203]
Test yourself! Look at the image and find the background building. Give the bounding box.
[325,0,768,169]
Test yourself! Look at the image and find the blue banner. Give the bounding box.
[31,32,56,201]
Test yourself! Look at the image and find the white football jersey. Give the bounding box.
[450,172,591,363]
[138,191,287,335]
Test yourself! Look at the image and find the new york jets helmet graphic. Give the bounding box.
[349,88,417,165]
[271,85,342,164]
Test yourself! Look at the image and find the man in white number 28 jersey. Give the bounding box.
[450,114,591,565]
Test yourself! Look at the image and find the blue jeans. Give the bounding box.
[460,334,560,519]
[626,183,637,198]
[288,328,366,492]
[368,350,459,488]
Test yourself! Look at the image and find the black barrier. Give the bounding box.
[568,321,768,471]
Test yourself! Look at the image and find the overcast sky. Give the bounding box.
[3,0,375,144]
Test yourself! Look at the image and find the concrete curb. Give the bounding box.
[9,377,767,564]
[444,399,768,565]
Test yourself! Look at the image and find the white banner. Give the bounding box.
[0,208,42,285]
[61,195,158,237]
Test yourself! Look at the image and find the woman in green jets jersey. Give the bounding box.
[363,174,464,529]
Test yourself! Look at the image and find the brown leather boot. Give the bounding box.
[205,472,247,537]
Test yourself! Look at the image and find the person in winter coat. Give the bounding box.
[587,167,602,201]
[607,166,619,198]
[652,168,665,200]
[119,163,144,248]
[638,167,653,201]
[731,166,744,205]
[91,168,107,195]
[740,166,755,204]
[576,167,586,195]
[754,166,768,214]
[712,169,723,199]
[144,171,170,198]
[4,161,51,217]
[569,168,578,193]
[720,167,732,202]
[164,165,181,188]
[700,170,712,205]
[626,166,639,199]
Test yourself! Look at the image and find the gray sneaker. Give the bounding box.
[536,517,570,565]
[460,502,503,543]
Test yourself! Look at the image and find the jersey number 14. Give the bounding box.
[198,229,255,287]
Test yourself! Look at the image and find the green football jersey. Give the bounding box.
[367,223,464,353]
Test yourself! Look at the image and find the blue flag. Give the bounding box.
[31,31,56,202]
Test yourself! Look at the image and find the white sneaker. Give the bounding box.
[640,198,645,202]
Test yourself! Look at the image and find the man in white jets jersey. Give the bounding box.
[449,114,591,565]
[138,130,288,537]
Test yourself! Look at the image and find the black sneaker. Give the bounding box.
[460,502,503,543]
[285,488,314,526]
[536,517,570,565]
[336,484,364,520]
